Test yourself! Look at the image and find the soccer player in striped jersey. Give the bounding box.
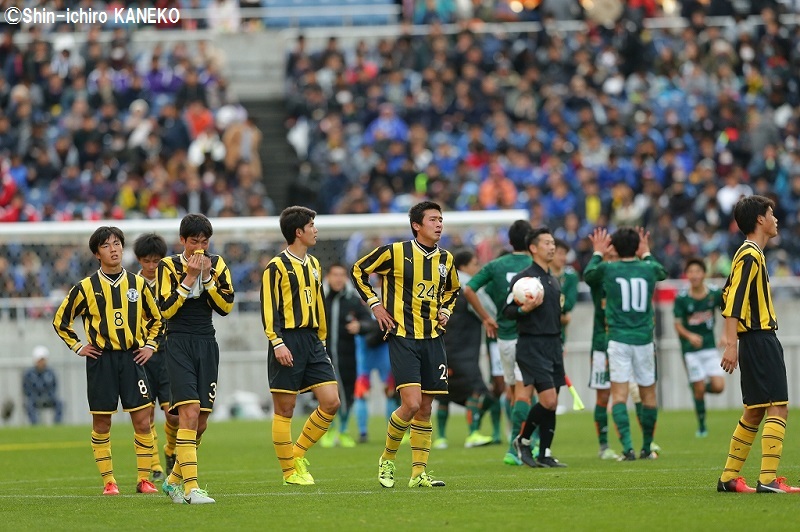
[262,206,340,486]
[352,201,460,488]
[53,226,162,496]
[134,233,180,482]
[584,227,667,461]
[673,258,725,438]
[158,214,235,504]
[462,220,534,465]
[717,195,798,493]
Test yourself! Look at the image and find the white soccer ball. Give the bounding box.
[512,277,544,304]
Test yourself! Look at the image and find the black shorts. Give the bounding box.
[445,356,488,405]
[165,333,220,414]
[739,330,788,408]
[144,350,171,409]
[516,334,565,392]
[268,329,337,394]
[388,335,448,395]
[86,349,152,414]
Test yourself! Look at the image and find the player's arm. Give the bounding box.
[316,262,327,346]
[260,262,285,350]
[719,253,758,373]
[134,281,161,365]
[464,264,499,337]
[52,284,99,358]
[351,245,396,331]
[158,259,189,319]
[205,255,235,316]
[673,298,702,349]
[438,257,461,322]
[582,253,605,285]
[561,270,579,313]
[502,273,526,320]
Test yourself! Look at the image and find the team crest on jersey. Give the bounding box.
[126,288,139,302]
[438,264,447,277]
[312,268,319,281]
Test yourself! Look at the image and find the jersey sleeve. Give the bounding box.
[466,262,493,292]
[721,253,758,320]
[351,244,393,308]
[582,253,605,287]
[157,259,188,320]
[260,262,284,349]
[643,254,668,281]
[561,270,579,313]
[205,255,235,316]
[141,280,163,350]
[316,260,327,346]
[673,295,686,319]
[438,255,460,317]
[52,283,88,353]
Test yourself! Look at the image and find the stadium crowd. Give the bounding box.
[284,2,800,278]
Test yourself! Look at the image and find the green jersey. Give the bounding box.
[673,285,723,354]
[558,266,579,342]
[585,269,608,352]
[467,252,532,340]
[584,254,668,346]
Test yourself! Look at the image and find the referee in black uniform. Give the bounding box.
[503,227,567,468]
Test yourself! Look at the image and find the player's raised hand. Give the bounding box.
[274,344,294,367]
[371,303,397,335]
[636,227,652,258]
[200,255,213,282]
[589,227,611,255]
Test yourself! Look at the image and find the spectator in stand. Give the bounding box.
[23,346,63,425]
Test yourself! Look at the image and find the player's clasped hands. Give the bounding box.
[274,345,294,367]
[186,251,211,280]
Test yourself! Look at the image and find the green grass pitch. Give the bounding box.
[3,409,800,530]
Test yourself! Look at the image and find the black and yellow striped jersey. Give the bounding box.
[53,269,162,353]
[138,273,165,349]
[157,252,235,336]
[260,250,327,349]
[351,240,460,339]
[721,240,777,333]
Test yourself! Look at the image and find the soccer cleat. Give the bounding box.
[102,482,119,496]
[536,456,567,468]
[150,470,165,483]
[464,432,493,448]
[408,471,444,488]
[599,447,620,460]
[319,431,337,448]
[283,472,314,486]
[136,479,158,493]
[294,457,315,484]
[503,452,522,466]
[717,477,756,493]
[164,450,176,476]
[358,434,368,444]
[696,429,708,438]
[512,436,538,468]
[339,433,356,448]
[378,458,396,488]
[433,438,448,450]
[161,481,185,504]
[184,488,215,504]
[640,449,658,460]
[650,442,662,453]
[756,477,800,493]
[617,449,636,462]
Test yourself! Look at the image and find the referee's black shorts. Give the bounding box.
[166,333,220,414]
[516,334,565,393]
[86,348,152,414]
[739,330,788,408]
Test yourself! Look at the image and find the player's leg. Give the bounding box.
[499,338,528,464]
[590,349,616,458]
[353,341,371,443]
[434,399,449,449]
[272,392,301,482]
[163,406,179,475]
[336,359,357,448]
[91,414,117,494]
[633,343,658,459]
[86,352,119,494]
[130,406,158,493]
[487,339,505,443]
[608,340,636,460]
[684,350,708,437]
[143,359,164,480]
[119,349,158,494]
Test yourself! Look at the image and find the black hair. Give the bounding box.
[508,220,532,251]
[610,227,640,259]
[133,233,168,259]
[180,213,213,239]
[453,248,475,270]
[684,257,706,273]
[525,226,552,249]
[326,262,347,274]
[409,201,442,237]
[280,206,316,244]
[89,226,124,255]
[733,195,775,235]
[554,238,570,252]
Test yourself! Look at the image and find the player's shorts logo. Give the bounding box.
[126,288,140,302]
[438,264,447,278]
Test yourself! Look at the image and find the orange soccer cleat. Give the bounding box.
[103,482,120,495]
[717,477,755,493]
[136,479,159,494]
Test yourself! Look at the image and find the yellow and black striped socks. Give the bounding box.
[759,416,786,485]
[176,429,198,492]
[134,431,155,481]
[410,419,433,478]
[272,414,294,479]
[720,417,759,482]
[166,458,183,486]
[149,422,163,473]
[381,412,411,462]
[91,431,115,485]
[295,408,335,458]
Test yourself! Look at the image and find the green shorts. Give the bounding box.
[86,349,152,414]
[165,333,220,414]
